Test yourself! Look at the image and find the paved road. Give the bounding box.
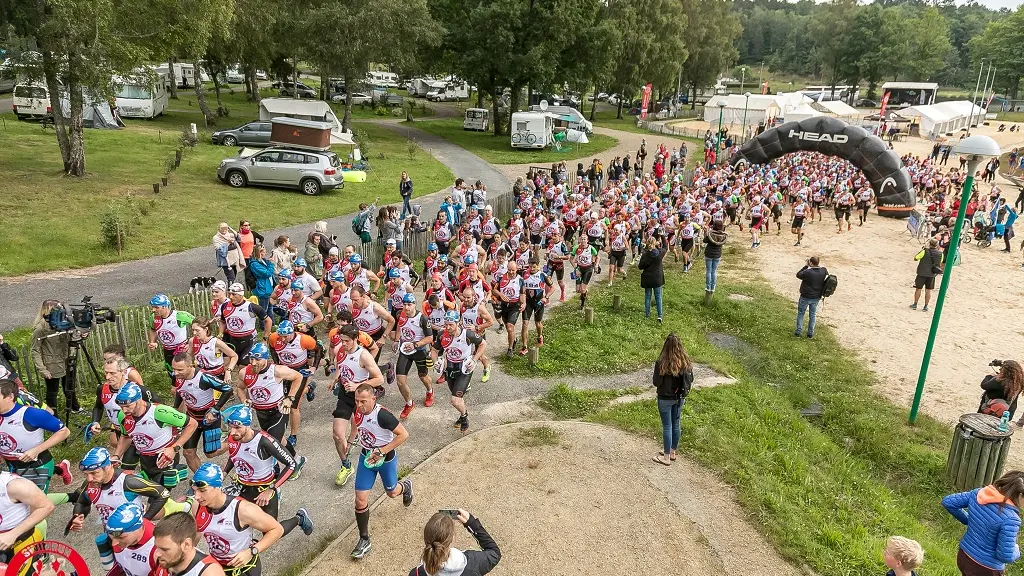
[0,122,509,332]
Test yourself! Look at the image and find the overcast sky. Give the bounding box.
[971,0,1020,9]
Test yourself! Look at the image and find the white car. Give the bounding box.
[255,70,268,81]
[333,92,372,105]
[606,94,620,106]
[225,70,244,83]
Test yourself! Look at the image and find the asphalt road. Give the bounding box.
[0,123,509,332]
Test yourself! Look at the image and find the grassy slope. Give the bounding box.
[0,91,452,277]
[507,247,972,576]
[413,118,618,165]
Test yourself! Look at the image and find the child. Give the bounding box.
[883,536,924,576]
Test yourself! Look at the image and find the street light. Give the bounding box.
[717,100,727,153]
[908,135,1001,424]
[742,92,752,141]
[740,67,746,94]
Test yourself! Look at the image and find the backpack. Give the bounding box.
[351,212,368,236]
[821,270,838,298]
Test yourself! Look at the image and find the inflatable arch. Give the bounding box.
[729,116,915,218]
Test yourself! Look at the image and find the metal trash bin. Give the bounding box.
[946,413,1013,491]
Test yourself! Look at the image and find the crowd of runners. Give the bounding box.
[4,128,1017,576]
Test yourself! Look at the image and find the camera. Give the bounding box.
[46,296,117,332]
[990,359,1004,367]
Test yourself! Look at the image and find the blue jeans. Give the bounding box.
[644,286,663,318]
[705,257,720,292]
[796,296,819,336]
[400,196,413,220]
[657,397,684,453]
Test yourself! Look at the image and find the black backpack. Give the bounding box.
[822,269,838,298]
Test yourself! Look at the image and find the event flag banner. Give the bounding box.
[880,91,891,119]
[640,83,653,120]
[761,80,769,95]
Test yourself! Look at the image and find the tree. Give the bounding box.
[903,6,952,81]
[680,0,741,109]
[607,0,687,118]
[970,7,1024,99]
[809,0,859,97]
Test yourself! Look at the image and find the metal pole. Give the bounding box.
[983,66,996,114]
[742,94,750,140]
[740,68,746,95]
[908,161,980,424]
[967,60,985,136]
[759,62,764,86]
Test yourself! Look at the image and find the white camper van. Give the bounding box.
[154,63,198,89]
[114,72,169,118]
[367,71,399,88]
[464,108,489,131]
[12,83,51,119]
[510,111,553,149]
[528,104,593,133]
[427,82,469,102]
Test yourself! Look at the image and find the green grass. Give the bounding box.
[517,249,977,576]
[996,111,1024,123]
[515,425,563,447]
[0,107,453,277]
[413,118,618,165]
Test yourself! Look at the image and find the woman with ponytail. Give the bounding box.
[943,470,1024,576]
[409,509,500,576]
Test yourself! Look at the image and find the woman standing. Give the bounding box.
[380,206,404,252]
[400,171,414,220]
[943,470,1023,576]
[652,333,693,466]
[304,231,325,279]
[248,244,276,312]
[974,359,1024,420]
[237,220,263,290]
[271,235,296,272]
[638,235,666,323]
[704,222,727,301]
[409,509,501,576]
[212,222,241,283]
[30,300,79,411]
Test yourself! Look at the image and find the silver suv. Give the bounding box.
[217,147,345,196]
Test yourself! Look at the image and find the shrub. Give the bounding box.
[373,106,389,116]
[100,196,144,251]
[179,126,198,149]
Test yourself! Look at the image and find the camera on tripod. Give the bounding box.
[46,296,117,333]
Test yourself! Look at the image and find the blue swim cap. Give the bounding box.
[402,293,417,304]
[388,268,401,279]
[150,294,171,308]
[349,254,362,264]
[293,257,307,268]
[248,342,270,360]
[277,320,295,336]
[444,310,461,324]
[328,270,344,283]
[80,447,111,471]
[105,502,145,535]
[115,383,142,405]
[290,279,305,291]
[223,405,253,427]
[428,242,438,251]
[192,462,224,488]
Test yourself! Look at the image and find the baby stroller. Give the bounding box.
[972,222,994,247]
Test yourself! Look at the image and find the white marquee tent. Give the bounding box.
[704,94,783,126]
[819,100,860,120]
[785,103,822,122]
[901,100,985,137]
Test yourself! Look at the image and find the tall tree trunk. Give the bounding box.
[342,72,354,133]
[292,57,299,100]
[616,94,623,119]
[193,60,215,127]
[507,82,522,137]
[41,49,71,168]
[476,90,484,109]
[213,74,226,116]
[588,88,597,122]
[66,72,86,176]
[320,70,328,101]
[247,69,261,104]
[167,57,179,99]
[691,83,697,110]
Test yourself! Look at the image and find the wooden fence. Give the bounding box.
[10,291,216,401]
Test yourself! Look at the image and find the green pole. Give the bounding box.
[717,105,725,152]
[908,164,978,424]
[742,97,749,141]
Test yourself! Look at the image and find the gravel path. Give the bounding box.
[302,421,800,576]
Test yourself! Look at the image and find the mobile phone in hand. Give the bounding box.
[439,509,460,519]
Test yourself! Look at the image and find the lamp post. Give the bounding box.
[966,59,985,137]
[717,100,727,153]
[908,135,1001,424]
[742,92,751,142]
[740,67,746,94]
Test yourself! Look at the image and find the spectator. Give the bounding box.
[911,238,943,311]
[883,536,924,576]
[303,231,325,279]
[409,509,500,576]
[703,222,727,301]
[213,222,242,283]
[379,206,404,251]
[355,198,379,244]
[795,255,828,338]
[248,244,276,311]
[638,235,666,323]
[31,300,79,411]
[236,220,263,265]
[942,470,1024,576]
[652,333,693,466]
[451,179,466,223]
[271,235,296,272]
[400,171,414,220]
[314,220,338,262]
[976,359,1023,420]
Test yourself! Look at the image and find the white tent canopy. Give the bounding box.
[258,98,354,145]
[901,100,985,137]
[704,94,783,126]
[785,103,822,122]
[819,100,859,118]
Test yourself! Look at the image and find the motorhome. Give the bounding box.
[367,71,399,88]
[528,104,592,133]
[464,108,489,131]
[510,111,554,149]
[427,81,469,102]
[411,78,445,97]
[12,82,51,119]
[153,63,201,89]
[114,71,169,118]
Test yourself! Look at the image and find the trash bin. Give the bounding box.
[946,413,1013,492]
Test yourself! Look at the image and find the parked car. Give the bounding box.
[606,94,620,106]
[12,83,51,120]
[217,146,345,196]
[856,98,879,108]
[211,121,272,147]
[333,92,371,105]
[225,70,245,83]
[279,81,316,98]
[255,70,268,81]
[588,92,608,102]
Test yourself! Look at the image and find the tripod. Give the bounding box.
[63,335,103,427]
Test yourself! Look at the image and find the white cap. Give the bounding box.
[590,211,597,218]
[329,246,339,255]
[386,238,397,245]
[211,280,227,292]
[485,204,493,211]
[228,283,245,294]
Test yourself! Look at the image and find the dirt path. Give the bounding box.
[302,421,800,576]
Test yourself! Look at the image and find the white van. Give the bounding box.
[367,71,399,88]
[12,83,51,120]
[114,72,169,118]
[510,112,553,149]
[464,108,489,131]
[528,104,593,133]
[427,82,469,102]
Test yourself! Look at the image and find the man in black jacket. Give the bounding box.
[911,238,943,312]
[795,256,828,338]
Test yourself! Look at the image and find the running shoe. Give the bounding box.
[295,508,314,536]
[287,435,297,449]
[351,537,371,559]
[453,415,466,429]
[335,463,353,487]
[374,386,386,400]
[401,480,414,507]
[460,416,470,434]
[383,363,396,385]
[506,347,514,358]
[56,459,73,485]
[922,306,930,312]
[496,324,504,333]
[305,382,316,402]
[519,346,528,356]
[292,456,307,480]
[481,367,490,383]
[424,390,435,407]
[400,403,414,420]
[909,303,917,310]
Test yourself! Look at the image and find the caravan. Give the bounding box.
[367,71,399,88]
[114,72,168,118]
[510,112,553,149]
[527,104,592,133]
[153,63,200,89]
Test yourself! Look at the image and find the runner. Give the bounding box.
[390,294,434,419]
[678,216,697,273]
[492,261,525,357]
[102,345,145,387]
[856,184,874,226]
[152,511,226,576]
[546,231,570,302]
[347,384,413,559]
[289,258,323,300]
[433,211,454,256]
[148,294,194,384]
[217,407,302,519]
[748,196,765,248]
[434,311,487,434]
[283,280,324,337]
[344,255,381,296]
[570,234,599,311]
[349,284,396,384]
[268,320,322,449]
[218,283,272,382]
[102,501,165,576]
[384,269,415,323]
[791,195,809,247]
[325,271,352,318]
[520,259,553,355]
[456,287,494,383]
[835,186,856,233]
[90,356,158,473]
[238,344,303,446]
[480,206,501,253]
[192,463,313,576]
[607,217,630,285]
[169,353,234,472]
[70,447,181,533]
[0,378,71,491]
[0,470,54,567]
[190,318,238,383]
[331,324,384,488]
[113,383,197,488]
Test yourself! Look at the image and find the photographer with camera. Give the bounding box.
[978,359,1024,421]
[409,509,501,576]
[31,300,80,412]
